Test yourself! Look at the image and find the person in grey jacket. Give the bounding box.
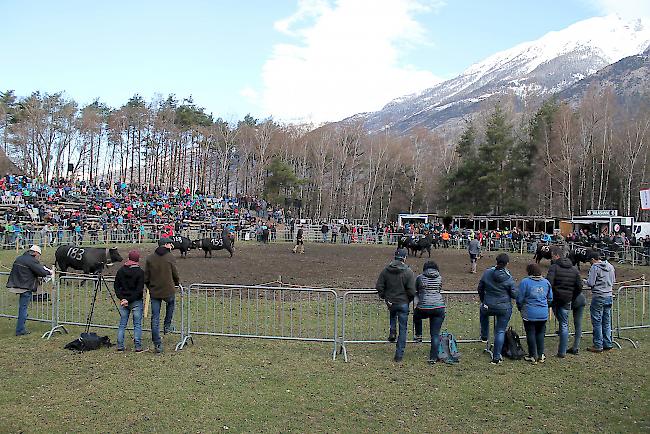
[7,245,53,336]
[468,237,481,273]
[585,250,616,353]
[376,248,416,362]
[413,261,446,363]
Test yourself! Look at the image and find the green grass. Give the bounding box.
[0,320,648,433]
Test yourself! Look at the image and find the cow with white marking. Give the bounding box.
[55,245,123,274]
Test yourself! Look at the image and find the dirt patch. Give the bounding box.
[151,242,648,290]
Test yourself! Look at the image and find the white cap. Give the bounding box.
[29,245,42,255]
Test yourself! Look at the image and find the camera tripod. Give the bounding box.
[84,272,130,339]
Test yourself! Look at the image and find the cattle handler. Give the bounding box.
[7,245,54,336]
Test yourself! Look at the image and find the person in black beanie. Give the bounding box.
[114,249,145,352]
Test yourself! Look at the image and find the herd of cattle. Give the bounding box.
[53,233,235,275]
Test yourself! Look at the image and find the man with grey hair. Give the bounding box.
[7,245,53,336]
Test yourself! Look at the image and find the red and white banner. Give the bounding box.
[641,189,650,210]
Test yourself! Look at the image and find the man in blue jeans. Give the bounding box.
[376,248,416,362]
[114,250,145,352]
[585,251,615,353]
[7,245,53,335]
[478,253,517,364]
[144,238,180,353]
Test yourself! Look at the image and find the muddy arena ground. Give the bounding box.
[131,242,647,289]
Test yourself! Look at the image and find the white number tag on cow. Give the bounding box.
[210,238,223,246]
[541,245,550,252]
[67,247,85,261]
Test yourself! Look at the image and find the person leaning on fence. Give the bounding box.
[114,250,145,352]
[292,226,305,254]
[477,253,517,365]
[144,238,180,353]
[413,261,446,364]
[516,264,553,364]
[468,237,481,274]
[7,245,53,336]
[375,248,416,363]
[546,246,584,357]
[584,250,616,353]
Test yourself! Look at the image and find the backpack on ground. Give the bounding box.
[438,331,460,364]
[64,332,112,352]
[502,327,526,360]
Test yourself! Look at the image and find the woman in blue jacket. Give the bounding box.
[517,263,553,364]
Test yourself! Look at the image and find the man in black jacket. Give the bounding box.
[7,245,53,336]
[114,250,145,351]
[546,247,584,357]
[376,248,416,362]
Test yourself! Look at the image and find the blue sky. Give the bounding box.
[1,0,647,123]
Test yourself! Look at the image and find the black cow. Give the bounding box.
[533,244,553,264]
[568,247,592,270]
[55,245,123,274]
[166,235,194,257]
[193,237,234,258]
[398,235,413,250]
[407,233,433,258]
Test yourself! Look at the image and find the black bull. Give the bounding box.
[534,244,592,269]
[167,236,193,257]
[55,245,123,274]
[193,237,234,258]
[398,234,433,258]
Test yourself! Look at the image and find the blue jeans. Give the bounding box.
[414,308,445,360]
[322,233,328,242]
[523,320,546,359]
[151,295,175,346]
[572,304,584,351]
[117,299,143,350]
[479,305,512,361]
[554,304,571,356]
[590,296,613,350]
[389,303,409,359]
[16,291,31,335]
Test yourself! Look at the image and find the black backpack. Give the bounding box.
[65,332,112,352]
[501,327,526,360]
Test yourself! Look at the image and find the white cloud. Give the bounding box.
[260,0,445,124]
[240,86,258,101]
[585,0,650,19]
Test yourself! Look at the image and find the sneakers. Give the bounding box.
[603,346,614,351]
[16,330,31,336]
[414,335,423,343]
[393,356,403,363]
[154,344,163,354]
[134,347,144,353]
[490,358,502,365]
[556,353,566,359]
[116,347,126,352]
[538,354,546,363]
[567,348,579,355]
[388,332,396,343]
[480,336,488,343]
[524,356,537,365]
[587,347,603,353]
[163,325,176,335]
[427,358,438,365]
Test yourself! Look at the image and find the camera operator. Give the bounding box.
[7,245,53,336]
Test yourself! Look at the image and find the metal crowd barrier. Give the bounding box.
[615,284,650,348]
[0,271,57,338]
[184,283,339,359]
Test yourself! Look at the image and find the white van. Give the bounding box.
[633,222,650,239]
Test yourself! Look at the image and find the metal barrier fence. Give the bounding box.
[1,276,648,360]
[184,283,339,359]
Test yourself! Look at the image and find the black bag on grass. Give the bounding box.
[65,332,112,352]
[501,327,525,360]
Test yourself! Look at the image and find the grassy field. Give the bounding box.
[0,319,648,433]
[0,243,649,432]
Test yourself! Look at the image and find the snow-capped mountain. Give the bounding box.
[355,15,650,134]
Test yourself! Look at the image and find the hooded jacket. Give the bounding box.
[144,246,180,299]
[477,266,516,310]
[415,268,444,309]
[516,276,553,321]
[114,263,145,303]
[546,258,583,307]
[7,251,51,291]
[586,260,615,298]
[376,260,416,304]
